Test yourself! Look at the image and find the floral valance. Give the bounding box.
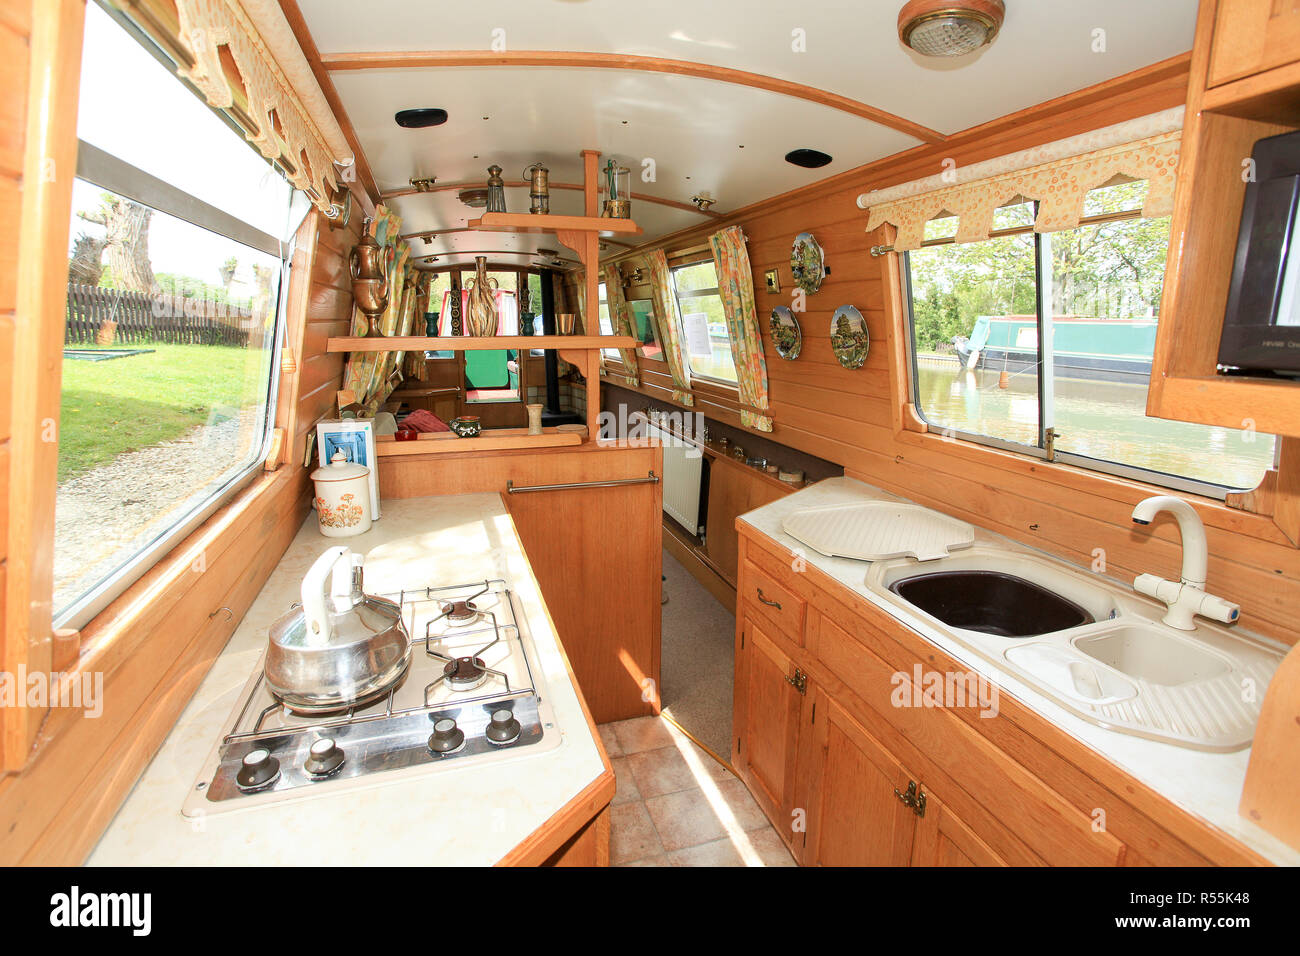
[859,109,1183,251]
[119,0,350,215]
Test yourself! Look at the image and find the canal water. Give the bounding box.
[914,359,1275,491]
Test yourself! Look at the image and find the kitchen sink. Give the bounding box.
[887,570,1094,637]
[1072,625,1231,686]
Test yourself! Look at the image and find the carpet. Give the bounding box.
[659,549,735,758]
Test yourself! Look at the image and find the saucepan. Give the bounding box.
[265,546,411,714]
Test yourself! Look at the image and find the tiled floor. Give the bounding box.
[599,715,797,867]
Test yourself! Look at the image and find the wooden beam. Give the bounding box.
[381,178,725,218]
[319,50,946,144]
[328,334,634,353]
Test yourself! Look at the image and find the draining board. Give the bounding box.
[782,502,974,562]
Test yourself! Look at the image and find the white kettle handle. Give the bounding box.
[303,546,351,643]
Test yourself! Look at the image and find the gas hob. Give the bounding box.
[183,579,561,816]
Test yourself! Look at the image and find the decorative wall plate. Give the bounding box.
[769,306,802,360]
[790,232,825,293]
[830,304,870,369]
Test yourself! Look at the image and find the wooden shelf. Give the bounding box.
[328,335,635,353]
[375,427,583,457]
[468,212,643,236]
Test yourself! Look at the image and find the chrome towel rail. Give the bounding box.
[506,470,660,494]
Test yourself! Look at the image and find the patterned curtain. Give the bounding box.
[646,249,694,407]
[572,271,587,334]
[708,226,772,431]
[342,204,417,414]
[603,270,640,386]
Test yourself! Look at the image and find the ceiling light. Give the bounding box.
[691,193,717,211]
[458,187,490,208]
[785,148,833,169]
[409,177,437,192]
[394,108,448,128]
[898,0,1004,57]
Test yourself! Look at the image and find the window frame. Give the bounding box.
[54,141,290,631]
[901,205,1269,500]
[669,259,738,387]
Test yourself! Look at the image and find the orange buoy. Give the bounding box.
[998,370,1010,389]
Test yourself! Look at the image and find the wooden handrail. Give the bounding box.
[327,334,635,353]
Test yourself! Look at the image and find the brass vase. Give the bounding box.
[464,256,499,337]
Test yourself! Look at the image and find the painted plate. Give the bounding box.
[769,306,802,360]
[790,232,825,294]
[830,305,870,369]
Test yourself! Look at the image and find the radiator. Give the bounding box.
[648,424,704,534]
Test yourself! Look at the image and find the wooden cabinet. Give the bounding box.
[703,457,788,584]
[730,531,1265,866]
[801,690,919,866]
[733,615,804,837]
[1208,0,1300,87]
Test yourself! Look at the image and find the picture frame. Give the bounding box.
[763,268,781,295]
[317,419,381,518]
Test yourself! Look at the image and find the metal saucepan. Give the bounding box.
[265,546,411,714]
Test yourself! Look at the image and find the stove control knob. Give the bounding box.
[304,737,345,777]
[235,748,281,792]
[427,716,466,754]
[486,709,522,745]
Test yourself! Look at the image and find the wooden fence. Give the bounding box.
[64,283,258,347]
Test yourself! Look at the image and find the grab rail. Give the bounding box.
[506,471,660,495]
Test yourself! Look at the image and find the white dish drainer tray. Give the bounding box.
[781,501,974,562]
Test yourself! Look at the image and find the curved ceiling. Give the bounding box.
[297,0,1198,266]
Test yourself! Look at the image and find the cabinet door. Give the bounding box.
[733,616,803,835]
[802,691,918,867]
[1208,0,1300,86]
[912,793,1011,867]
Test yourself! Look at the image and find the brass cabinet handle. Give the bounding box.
[893,780,927,818]
[784,668,808,696]
[756,587,782,610]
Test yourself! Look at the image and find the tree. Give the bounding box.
[77,193,157,293]
[67,233,107,286]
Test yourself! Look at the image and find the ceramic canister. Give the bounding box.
[311,450,373,537]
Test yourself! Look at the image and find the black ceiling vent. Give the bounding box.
[395,108,449,129]
[785,148,832,169]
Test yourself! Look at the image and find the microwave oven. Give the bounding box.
[1218,128,1300,378]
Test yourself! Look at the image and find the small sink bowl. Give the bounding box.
[888,570,1095,637]
[1073,626,1231,687]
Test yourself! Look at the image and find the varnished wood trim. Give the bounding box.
[277,0,380,206]
[400,225,636,250]
[320,50,945,144]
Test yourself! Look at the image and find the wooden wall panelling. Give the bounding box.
[3,0,82,771]
[597,53,1300,648]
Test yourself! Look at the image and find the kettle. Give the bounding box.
[265,546,411,714]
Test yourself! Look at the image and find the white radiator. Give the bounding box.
[649,424,704,534]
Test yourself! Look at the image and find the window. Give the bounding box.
[596,282,621,359]
[670,261,736,383]
[905,182,1276,495]
[55,4,294,627]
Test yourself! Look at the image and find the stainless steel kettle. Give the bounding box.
[265,546,411,714]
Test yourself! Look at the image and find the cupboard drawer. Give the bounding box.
[814,613,1126,867]
[1208,0,1300,87]
[740,559,806,644]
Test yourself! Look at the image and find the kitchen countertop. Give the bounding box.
[87,494,609,866]
[740,477,1300,866]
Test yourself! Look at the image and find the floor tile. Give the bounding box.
[643,778,769,852]
[666,827,798,867]
[597,723,623,758]
[610,800,664,865]
[611,715,682,754]
[626,742,728,798]
[610,756,641,806]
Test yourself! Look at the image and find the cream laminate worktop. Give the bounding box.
[740,477,1300,866]
[88,494,607,866]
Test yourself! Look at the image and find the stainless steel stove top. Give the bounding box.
[183,579,561,817]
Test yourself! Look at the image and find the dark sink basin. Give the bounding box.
[887,570,1095,637]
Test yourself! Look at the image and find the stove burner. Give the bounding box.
[440,599,481,626]
[443,655,489,691]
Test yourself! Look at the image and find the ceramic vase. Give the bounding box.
[465,256,499,337]
[526,404,544,435]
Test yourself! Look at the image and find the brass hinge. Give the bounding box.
[785,668,808,696]
[893,780,927,818]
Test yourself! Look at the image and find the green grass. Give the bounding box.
[58,344,269,482]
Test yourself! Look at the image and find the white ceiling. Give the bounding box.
[298,0,1200,265]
